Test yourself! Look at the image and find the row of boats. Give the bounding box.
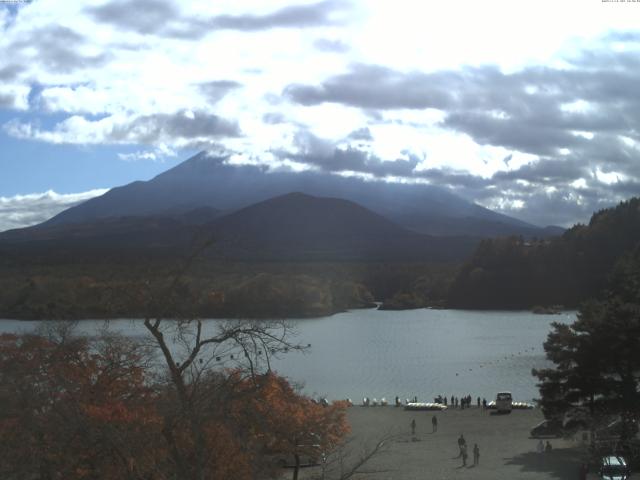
[358,397,535,410]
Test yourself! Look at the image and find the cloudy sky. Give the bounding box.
[1,0,639,231]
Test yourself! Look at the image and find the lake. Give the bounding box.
[0,308,574,403]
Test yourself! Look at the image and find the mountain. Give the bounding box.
[201,192,477,261]
[1,193,478,263]
[43,152,559,238]
[447,197,640,309]
[0,192,476,319]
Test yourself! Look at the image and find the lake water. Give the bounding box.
[0,308,574,403]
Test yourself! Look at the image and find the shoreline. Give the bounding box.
[0,306,578,322]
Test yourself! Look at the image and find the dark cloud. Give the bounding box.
[414,168,492,191]
[208,0,347,31]
[109,110,241,143]
[604,31,640,43]
[313,38,350,52]
[283,48,640,216]
[197,80,242,104]
[493,157,588,184]
[87,0,178,35]
[442,111,587,156]
[87,0,348,39]
[346,127,372,141]
[284,64,453,109]
[487,187,616,228]
[262,112,287,124]
[0,64,24,81]
[9,26,110,73]
[273,129,419,177]
[283,58,640,155]
[0,93,15,108]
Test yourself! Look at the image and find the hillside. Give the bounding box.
[42,152,559,238]
[201,192,477,262]
[447,197,640,309]
[0,192,478,263]
[0,192,472,319]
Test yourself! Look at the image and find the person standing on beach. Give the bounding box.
[473,444,480,466]
[457,434,466,457]
[411,419,416,435]
[432,415,438,433]
[461,444,468,467]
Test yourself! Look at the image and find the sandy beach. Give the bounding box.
[289,405,639,480]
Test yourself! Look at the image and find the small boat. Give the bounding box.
[404,402,448,411]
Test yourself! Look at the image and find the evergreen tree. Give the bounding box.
[534,246,640,438]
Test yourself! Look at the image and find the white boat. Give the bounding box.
[404,402,448,411]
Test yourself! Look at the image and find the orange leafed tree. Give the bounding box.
[0,332,162,480]
[0,331,351,480]
[229,372,350,480]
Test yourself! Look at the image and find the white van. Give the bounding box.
[495,391,513,413]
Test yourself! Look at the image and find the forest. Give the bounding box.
[448,197,640,309]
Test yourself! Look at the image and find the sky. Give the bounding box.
[1,0,640,231]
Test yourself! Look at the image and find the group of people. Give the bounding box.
[434,394,489,409]
[408,420,480,468]
[457,434,480,467]
[410,415,439,435]
[536,439,553,453]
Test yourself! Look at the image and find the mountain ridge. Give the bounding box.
[42,152,561,238]
[2,192,479,263]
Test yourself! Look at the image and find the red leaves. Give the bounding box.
[0,334,350,480]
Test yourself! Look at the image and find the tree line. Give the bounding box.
[534,244,640,441]
[448,197,640,309]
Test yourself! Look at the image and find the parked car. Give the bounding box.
[595,455,630,480]
[530,419,563,438]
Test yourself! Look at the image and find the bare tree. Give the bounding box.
[315,433,398,480]
[139,247,307,480]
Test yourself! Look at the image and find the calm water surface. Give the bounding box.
[0,308,574,403]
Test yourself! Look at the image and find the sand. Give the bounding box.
[288,405,639,480]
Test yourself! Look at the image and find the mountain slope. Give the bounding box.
[1,193,478,263]
[43,152,556,238]
[202,192,478,261]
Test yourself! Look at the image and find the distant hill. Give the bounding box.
[201,192,478,261]
[43,152,560,238]
[0,192,477,319]
[0,193,478,263]
[447,197,640,309]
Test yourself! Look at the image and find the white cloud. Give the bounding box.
[117,146,176,162]
[0,84,30,110]
[0,189,109,232]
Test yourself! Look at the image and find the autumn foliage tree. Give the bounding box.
[0,331,161,480]
[0,327,351,480]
